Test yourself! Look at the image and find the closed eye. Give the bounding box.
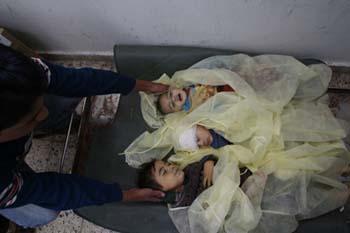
[168,91,175,109]
[168,101,174,111]
[159,167,166,176]
[169,99,175,110]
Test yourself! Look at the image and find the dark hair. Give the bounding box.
[0,44,48,130]
[138,159,163,190]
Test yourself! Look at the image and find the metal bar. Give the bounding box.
[59,113,74,173]
[77,98,87,138]
[327,88,350,94]
[72,97,91,175]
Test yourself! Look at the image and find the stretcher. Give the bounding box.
[72,45,349,233]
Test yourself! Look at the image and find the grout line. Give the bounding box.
[79,219,85,233]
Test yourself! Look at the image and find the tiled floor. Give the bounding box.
[23,58,350,233]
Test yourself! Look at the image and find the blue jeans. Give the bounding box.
[0,204,59,228]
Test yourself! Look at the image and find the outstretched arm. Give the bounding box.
[122,188,165,202]
[45,61,168,97]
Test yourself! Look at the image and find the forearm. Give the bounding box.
[45,61,136,97]
[122,188,165,202]
[134,79,168,93]
[13,172,122,211]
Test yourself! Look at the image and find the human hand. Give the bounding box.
[202,160,214,188]
[135,80,169,93]
[122,188,165,202]
[196,125,213,147]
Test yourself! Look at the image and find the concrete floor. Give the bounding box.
[24,58,350,233]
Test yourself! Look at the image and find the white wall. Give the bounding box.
[0,0,349,64]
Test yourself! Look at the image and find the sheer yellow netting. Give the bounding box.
[168,142,349,233]
[122,54,349,233]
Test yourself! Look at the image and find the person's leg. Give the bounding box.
[35,61,83,135]
[36,60,120,134]
[35,94,81,134]
[0,214,9,233]
[34,61,89,136]
[0,204,59,228]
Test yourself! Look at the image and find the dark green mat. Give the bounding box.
[74,45,239,233]
[74,45,348,233]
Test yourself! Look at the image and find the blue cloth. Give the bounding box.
[0,204,59,228]
[45,60,135,97]
[182,85,195,112]
[182,95,191,112]
[209,130,232,149]
[0,61,135,213]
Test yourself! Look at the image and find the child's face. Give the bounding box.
[159,87,187,114]
[152,160,185,191]
[196,125,213,147]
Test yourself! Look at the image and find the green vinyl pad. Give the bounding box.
[74,45,348,233]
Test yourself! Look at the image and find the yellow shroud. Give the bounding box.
[123,54,349,233]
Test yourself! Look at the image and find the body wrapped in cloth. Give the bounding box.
[123,54,350,233]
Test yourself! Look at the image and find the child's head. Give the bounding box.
[195,125,213,147]
[178,125,213,151]
[0,44,48,137]
[157,87,187,114]
[138,160,185,191]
